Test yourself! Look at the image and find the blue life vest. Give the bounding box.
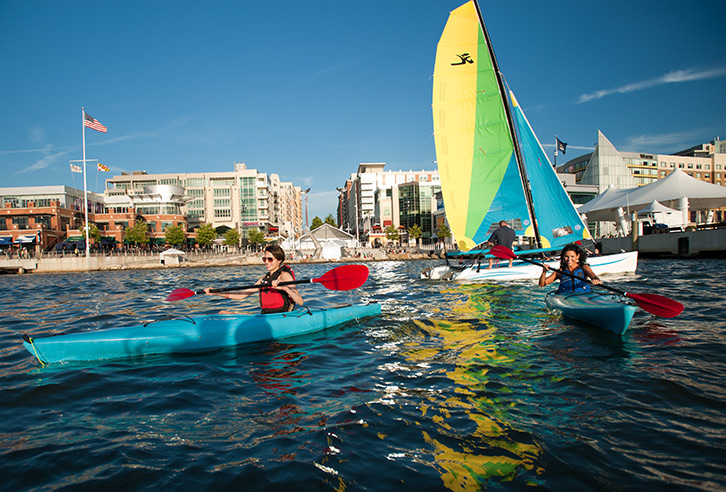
[556,266,592,294]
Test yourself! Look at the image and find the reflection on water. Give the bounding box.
[370,282,544,490]
[1,259,725,491]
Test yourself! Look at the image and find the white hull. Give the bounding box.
[421,251,638,282]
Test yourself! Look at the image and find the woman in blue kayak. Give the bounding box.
[204,244,303,314]
[538,243,602,293]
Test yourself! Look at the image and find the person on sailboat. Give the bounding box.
[203,245,304,314]
[485,220,515,268]
[538,243,602,293]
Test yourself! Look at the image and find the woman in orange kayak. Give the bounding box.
[204,244,303,314]
[539,243,602,293]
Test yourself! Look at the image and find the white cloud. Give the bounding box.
[577,67,726,104]
[15,149,71,174]
[29,126,46,144]
[622,130,703,152]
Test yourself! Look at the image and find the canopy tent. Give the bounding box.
[578,169,726,221]
[637,200,680,216]
[160,248,185,256]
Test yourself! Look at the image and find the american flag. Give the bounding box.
[84,112,108,133]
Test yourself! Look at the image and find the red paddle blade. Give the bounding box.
[314,264,369,290]
[166,288,197,302]
[626,292,684,318]
[491,245,517,260]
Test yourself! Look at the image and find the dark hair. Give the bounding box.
[559,243,587,270]
[265,244,286,262]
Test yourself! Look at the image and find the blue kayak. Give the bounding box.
[545,292,637,335]
[23,302,381,365]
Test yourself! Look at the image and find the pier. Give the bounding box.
[598,227,726,258]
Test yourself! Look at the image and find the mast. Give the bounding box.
[81,107,91,267]
[472,0,542,248]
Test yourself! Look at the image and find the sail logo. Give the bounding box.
[452,53,474,65]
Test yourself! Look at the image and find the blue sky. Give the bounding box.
[2,0,725,221]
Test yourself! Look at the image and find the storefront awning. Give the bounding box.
[0,236,12,245]
[14,235,37,244]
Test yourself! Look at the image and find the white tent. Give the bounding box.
[578,170,726,222]
[637,200,684,229]
[297,224,356,260]
[637,200,680,216]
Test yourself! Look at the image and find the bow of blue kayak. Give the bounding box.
[23,302,381,365]
[545,292,637,335]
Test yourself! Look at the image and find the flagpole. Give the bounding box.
[82,107,90,267]
[554,135,558,168]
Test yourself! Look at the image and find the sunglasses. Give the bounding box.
[262,256,276,262]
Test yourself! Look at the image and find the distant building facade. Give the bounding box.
[337,163,440,247]
[557,131,726,192]
[104,162,304,241]
[1,162,304,252]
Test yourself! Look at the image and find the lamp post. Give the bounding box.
[301,188,310,231]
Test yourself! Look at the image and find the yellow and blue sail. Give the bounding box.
[433,1,591,251]
[510,91,592,248]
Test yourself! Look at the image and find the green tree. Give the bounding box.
[195,223,217,248]
[385,225,399,244]
[408,224,422,248]
[324,214,337,227]
[223,228,240,249]
[164,224,186,246]
[248,229,265,250]
[436,224,451,242]
[82,223,103,243]
[310,216,323,230]
[124,220,150,246]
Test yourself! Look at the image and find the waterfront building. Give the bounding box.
[557,131,726,191]
[558,132,726,231]
[337,163,440,247]
[0,186,104,252]
[104,162,304,241]
[2,162,304,252]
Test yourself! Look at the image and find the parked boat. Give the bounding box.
[422,0,637,282]
[23,302,381,365]
[545,292,637,335]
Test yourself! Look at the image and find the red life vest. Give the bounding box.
[259,265,295,313]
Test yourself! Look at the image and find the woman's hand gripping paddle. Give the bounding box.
[166,264,370,302]
[490,245,684,318]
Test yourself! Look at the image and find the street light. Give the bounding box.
[301,188,310,231]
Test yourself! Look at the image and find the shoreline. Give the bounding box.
[1,251,442,275]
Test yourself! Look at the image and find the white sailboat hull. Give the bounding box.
[421,251,638,282]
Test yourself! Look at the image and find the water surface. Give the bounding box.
[1,259,724,490]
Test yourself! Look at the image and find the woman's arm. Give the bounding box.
[204,287,257,300]
[538,266,558,287]
[273,271,304,306]
[583,265,602,285]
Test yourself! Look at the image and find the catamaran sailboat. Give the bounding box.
[421,0,637,282]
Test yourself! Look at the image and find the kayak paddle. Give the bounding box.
[490,245,684,318]
[166,264,370,302]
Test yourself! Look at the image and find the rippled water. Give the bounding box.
[1,259,724,491]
